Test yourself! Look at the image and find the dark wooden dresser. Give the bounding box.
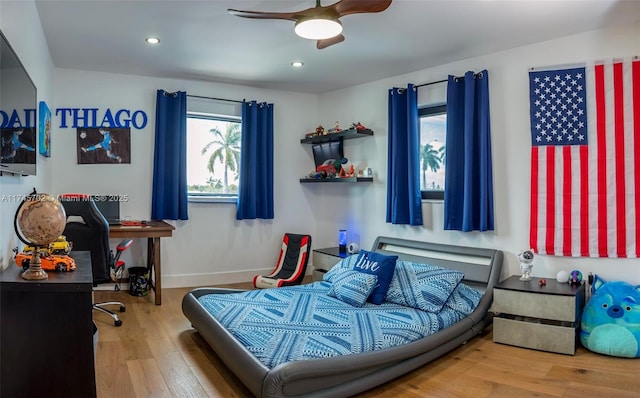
[0,251,96,397]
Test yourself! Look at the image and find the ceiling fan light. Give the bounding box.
[294,18,342,40]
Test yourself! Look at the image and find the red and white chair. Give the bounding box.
[253,233,312,289]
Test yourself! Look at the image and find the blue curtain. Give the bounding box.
[151,90,188,220]
[444,71,494,231]
[386,84,423,225]
[236,100,274,220]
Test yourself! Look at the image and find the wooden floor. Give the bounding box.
[94,284,640,398]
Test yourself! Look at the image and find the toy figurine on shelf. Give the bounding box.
[338,158,355,178]
[316,125,326,135]
[328,121,341,134]
[352,122,367,131]
[316,159,337,178]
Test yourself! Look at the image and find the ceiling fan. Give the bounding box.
[228,0,392,49]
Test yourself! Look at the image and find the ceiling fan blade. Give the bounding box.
[317,34,345,49]
[332,0,392,17]
[228,9,300,21]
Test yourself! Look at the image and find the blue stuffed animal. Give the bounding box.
[580,275,640,358]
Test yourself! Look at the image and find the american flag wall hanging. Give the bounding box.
[528,57,640,258]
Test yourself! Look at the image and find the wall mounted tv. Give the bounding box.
[0,29,37,176]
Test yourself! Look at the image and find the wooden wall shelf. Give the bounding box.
[300,128,373,144]
[300,177,373,183]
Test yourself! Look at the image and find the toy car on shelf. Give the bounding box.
[14,251,77,272]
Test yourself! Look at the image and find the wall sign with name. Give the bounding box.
[56,108,148,129]
[0,108,148,130]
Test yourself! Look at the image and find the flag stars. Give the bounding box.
[530,68,588,147]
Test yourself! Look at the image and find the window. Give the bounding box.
[187,112,241,203]
[419,104,446,200]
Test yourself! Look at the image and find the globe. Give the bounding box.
[15,193,67,280]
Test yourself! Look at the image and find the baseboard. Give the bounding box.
[96,268,314,290]
[161,268,313,289]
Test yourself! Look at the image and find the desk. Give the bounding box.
[109,220,175,305]
[0,251,96,397]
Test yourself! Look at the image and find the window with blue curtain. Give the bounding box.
[151,90,188,220]
[443,70,494,231]
[236,100,274,220]
[386,84,423,226]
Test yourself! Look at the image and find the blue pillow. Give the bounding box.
[328,270,378,307]
[385,261,464,312]
[352,250,398,304]
[444,283,483,315]
[323,254,359,283]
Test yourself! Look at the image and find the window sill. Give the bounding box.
[188,195,237,204]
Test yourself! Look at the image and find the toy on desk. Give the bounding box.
[120,219,148,226]
[518,249,534,281]
[22,235,72,256]
[13,247,76,272]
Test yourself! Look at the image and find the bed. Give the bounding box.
[182,236,503,398]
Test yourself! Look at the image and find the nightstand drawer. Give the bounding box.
[312,248,350,282]
[312,269,327,282]
[493,317,578,355]
[493,288,580,322]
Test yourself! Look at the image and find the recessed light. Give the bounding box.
[291,61,304,68]
[146,37,160,44]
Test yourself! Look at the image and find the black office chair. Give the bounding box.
[59,194,128,326]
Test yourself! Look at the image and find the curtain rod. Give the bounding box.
[187,94,243,104]
[415,79,447,88]
[416,72,484,88]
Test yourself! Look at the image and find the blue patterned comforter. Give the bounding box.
[197,282,470,369]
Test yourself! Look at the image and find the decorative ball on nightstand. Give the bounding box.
[347,242,360,254]
[568,270,583,285]
[556,270,569,283]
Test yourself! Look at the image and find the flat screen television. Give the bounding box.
[312,141,343,168]
[0,29,37,176]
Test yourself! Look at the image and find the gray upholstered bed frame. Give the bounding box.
[182,236,504,398]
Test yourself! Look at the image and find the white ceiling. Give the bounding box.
[34,0,640,94]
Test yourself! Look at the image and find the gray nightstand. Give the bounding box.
[492,275,585,355]
[312,247,350,281]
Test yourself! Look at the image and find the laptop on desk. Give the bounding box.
[92,196,122,226]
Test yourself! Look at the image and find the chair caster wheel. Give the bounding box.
[115,319,123,327]
[119,306,126,312]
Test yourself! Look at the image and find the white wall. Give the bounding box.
[0,0,55,270]
[52,69,319,286]
[315,22,640,284]
[2,2,638,287]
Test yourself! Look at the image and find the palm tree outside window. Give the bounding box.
[419,104,446,200]
[186,113,242,202]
